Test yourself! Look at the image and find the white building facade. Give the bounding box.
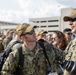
[29,8,75,33]
[0,8,75,34]
[29,17,60,34]
[0,21,20,34]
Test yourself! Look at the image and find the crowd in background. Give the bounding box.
[0,27,74,53]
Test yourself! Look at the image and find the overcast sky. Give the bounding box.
[0,0,76,23]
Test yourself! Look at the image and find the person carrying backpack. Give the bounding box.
[0,28,23,74]
[1,23,64,75]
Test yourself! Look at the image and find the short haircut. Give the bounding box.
[63,28,71,33]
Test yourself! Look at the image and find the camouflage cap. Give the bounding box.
[16,23,37,36]
[6,29,14,34]
[36,29,48,36]
[63,9,76,21]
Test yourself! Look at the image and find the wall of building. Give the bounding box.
[0,8,75,34]
[60,8,73,32]
[29,17,60,34]
[0,21,20,35]
[29,8,75,33]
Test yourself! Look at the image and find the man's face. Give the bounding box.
[64,32,72,42]
[38,33,47,40]
[23,30,37,42]
[69,20,76,33]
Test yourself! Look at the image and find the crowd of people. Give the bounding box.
[0,9,76,75]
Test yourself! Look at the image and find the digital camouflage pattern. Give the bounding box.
[1,42,64,75]
[64,38,76,75]
[2,36,12,49]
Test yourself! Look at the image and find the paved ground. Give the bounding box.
[48,72,58,75]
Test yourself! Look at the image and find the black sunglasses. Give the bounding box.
[69,18,76,22]
[23,29,35,35]
[67,33,72,35]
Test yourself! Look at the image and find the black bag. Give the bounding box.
[0,41,20,71]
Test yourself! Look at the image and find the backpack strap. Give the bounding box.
[14,46,24,75]
[38,41,51,68]
[18,46,24,68]
[18,46,24,75]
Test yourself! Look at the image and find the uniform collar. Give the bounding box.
[22,43,43,55]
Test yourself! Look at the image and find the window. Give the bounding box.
[48,30,58,32]
[41,21,47,23]
[36,21,39,23]
[48,25,58,27]
[41,26,47,27]
[32,21,35,23]
[48,20,59,22]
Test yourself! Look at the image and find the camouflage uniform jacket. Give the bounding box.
[1,42,64,75]
[2,36,12,49]
[64,38,76,75]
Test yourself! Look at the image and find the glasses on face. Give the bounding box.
[68,33,72,35]
[69,18,76,22]
[23,29,35,35]
[51,38,56,41]
[65,32,72,35]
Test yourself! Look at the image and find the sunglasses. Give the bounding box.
[69,18,76,22]
[23,29,35,35]
[51,38,56,41]
[67,33,72,35]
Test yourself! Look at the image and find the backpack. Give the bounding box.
[0,41,20,72]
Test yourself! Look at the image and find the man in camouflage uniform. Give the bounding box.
[2,29,14,49]
[36,29,48,41]
[63,8,76,75]
[1,23,64,75]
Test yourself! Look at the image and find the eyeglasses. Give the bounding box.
[69,18,76,22]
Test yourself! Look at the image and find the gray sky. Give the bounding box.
[0,0,76,23]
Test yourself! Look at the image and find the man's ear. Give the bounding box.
[20,35,25,40]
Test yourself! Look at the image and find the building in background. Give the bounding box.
[29,17,60,34]
[29,8,74,33]
[0,8,75,34]
[0,21,20,35]
[60,8,73,31]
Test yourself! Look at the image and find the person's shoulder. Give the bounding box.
[3,37,7,41]
[69,38,76,45]
[72,38,76,42]
[9,46,20,57]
